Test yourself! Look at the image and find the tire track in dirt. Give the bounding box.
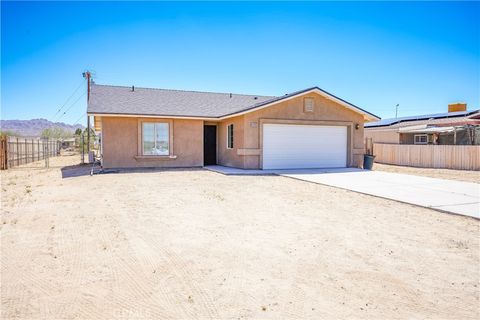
[89,194,180,319]
[114,211,198,319]
[197,184,250,318]
[281,257,307,319]
[110,248,178,318]
[10,221,71,318]
[223,221,249,318]
[141,233,220,319]
[2,225,62,319]
[117,231,188,316]
[282,283,306,318]
[53,210,92,319]
[89,186,165,318]
[1,282,31,319]
[94,217,168,319]
[115,187,220,319]
[111,181,222,319]
[65,216,168,319]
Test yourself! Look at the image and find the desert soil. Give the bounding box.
[374,163,480,183]
[1,155,479,319]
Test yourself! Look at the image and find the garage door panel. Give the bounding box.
[263,124,347,169]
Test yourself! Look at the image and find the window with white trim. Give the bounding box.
[142,122,169,155]
[414,134,428,145]
[227,124,234,149]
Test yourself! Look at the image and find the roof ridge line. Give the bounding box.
[91,83,276,98]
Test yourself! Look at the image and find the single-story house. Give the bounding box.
[87,84,379,169]
[365,105,480,146]
[60,137,77,149]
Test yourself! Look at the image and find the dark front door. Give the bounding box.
[203,125,217,165]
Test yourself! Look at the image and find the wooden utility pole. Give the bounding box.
[83,71,91,157]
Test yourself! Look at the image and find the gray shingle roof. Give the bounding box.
[87,84,275,118]
[87,84,380,120]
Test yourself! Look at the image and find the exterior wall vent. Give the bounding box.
[304,97,314,112]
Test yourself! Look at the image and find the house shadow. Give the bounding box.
[60,164,206,178]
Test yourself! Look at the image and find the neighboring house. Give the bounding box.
[87,84,379,169]
[365,104,480,146]
[60,138,76,149]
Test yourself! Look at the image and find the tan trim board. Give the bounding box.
[134,155,178,161]
[237,148,261,156]
[353,148,365,154]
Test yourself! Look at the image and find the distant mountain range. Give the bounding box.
[0,119,85,137]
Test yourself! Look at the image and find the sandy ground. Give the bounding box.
[374,163,480,183]
[1,155,479,320]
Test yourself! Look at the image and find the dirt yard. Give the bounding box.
[374,162,480,183]
[1,155,479,319]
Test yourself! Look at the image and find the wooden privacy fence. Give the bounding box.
[0,136,61,170]
[373,143,480,171]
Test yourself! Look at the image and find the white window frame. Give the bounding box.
[142,122,170,155]
[227,124,234,149]
[414,134,428,145]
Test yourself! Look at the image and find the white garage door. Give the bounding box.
[263,124,347,169]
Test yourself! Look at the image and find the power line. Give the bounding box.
[72,113,86,125]
[52,79,86,118]
[55,91,87,123]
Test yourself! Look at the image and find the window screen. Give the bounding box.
[143,122,169,155]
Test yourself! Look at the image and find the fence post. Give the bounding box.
[0,136,6,170]
[44,138,49,168]
[15,137,18,167]
[81,135,85,164]
[5,136,8,170]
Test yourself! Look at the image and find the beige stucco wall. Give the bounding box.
[216,92,366,169]
[102,117,203,169]
[365,128,400,144]
[217,115,245,168]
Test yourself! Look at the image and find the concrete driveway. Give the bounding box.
[275,168,479,219]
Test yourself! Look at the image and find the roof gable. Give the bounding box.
[221,87,379,121]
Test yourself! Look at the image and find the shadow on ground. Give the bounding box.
[60,164,206,178]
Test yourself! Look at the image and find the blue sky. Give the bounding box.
[1,1,479,124]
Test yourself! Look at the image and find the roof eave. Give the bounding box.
[87,112,222,121]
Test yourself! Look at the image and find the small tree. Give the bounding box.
[78,128,97,151]
[74,128,82,136]
[0,130,17,137]
[41,127,72,139]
